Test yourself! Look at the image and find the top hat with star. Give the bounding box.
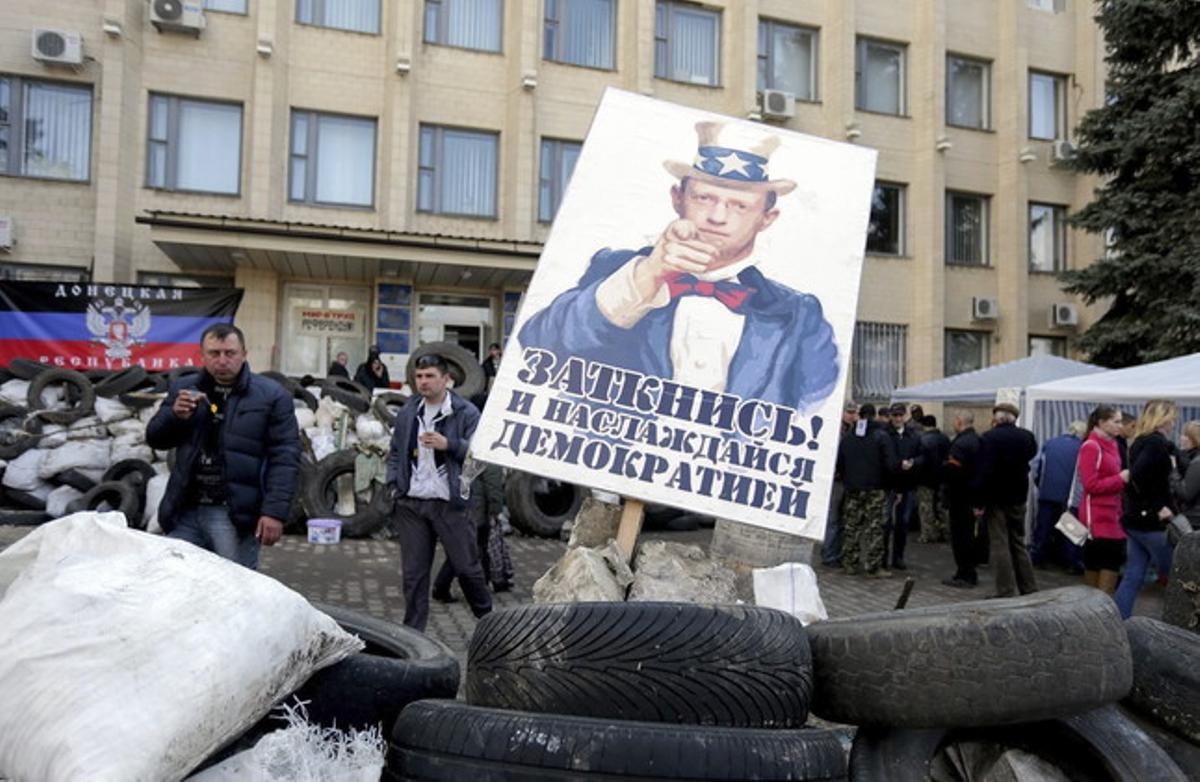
[663,121,797,196]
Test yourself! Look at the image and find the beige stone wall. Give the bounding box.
[1,0,1107,384]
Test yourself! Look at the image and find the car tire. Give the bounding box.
[1122,616,1200,743]
[1118,705,1200,780]
[51,468,98,493]
[406,342,485,400]
[848,705,1187,782]
[262,371,319,412]
[65,481,142,528]
[93,366,148,398]
[26,368,96,425]
[4,489,47,511]
[372,392,408,427]
[7,359,54,381]
[302,450,390,538]
[393,700,847,781]
[320,377,371,413]
[807,586,1132,729]
[503,471,584,538]
[1163,530,1200,633]
[314,603,460,693]
[467,601,813,728]
[0,509,51,526]
[0,406,42,460]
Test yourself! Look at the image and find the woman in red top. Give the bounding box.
[1078,404,1131,595]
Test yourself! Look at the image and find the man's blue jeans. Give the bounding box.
[167,505,260,570]
[1114,527,1172,618]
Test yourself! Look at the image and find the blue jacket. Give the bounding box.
[518,247,839,410]
[386,392,480,511]
[146,365,300,533]
[1033,433,1082,504]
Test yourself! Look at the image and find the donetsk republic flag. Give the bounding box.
[0,282,243,371]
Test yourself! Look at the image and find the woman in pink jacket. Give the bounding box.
[1078,404,1131,595]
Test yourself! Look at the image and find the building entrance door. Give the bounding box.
[416,293,494,363]
[280,283,371,378]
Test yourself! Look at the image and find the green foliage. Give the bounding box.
[1060,0,1200,366]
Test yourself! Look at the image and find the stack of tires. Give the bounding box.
[389,601,849,781]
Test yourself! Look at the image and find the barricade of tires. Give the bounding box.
[387,586,1193,781]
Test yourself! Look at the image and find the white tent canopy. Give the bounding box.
[890,354,1106,404]
[1026,352,1200,444]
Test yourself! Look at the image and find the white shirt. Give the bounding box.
[407,394,452,501]
[595,254,755,392]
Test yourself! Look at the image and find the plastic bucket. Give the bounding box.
[307,518,342,545]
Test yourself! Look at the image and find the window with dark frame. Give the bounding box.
[425,0,503,52]
[654,1,721,86]
[289,110,377,208]
[1029,202,1067,273]
[867,181,905,255]
[947,54,990,129]
[146,94,242,195]
[544,0,615,69]
[944,329,990,377]
[856,37,905,115]
[538,138,581,223]
[417,124,499,218]
[1029,71,1067,140]
[0,75,92,182]
[853,322,907,401]
[757,19,817,101]
[945,191,989,266]
[296,0,380,34]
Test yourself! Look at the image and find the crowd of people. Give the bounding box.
[827,397,1199,615]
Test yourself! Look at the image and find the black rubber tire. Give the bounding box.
[313,603,460,693]
[166,366,202,385]
[102,458,155,520]
[82,369,113,384]
[7,359,54,380]
[52,468,98,493]
[117,373,169,409]
[0,405,41,460]
[65,481,142,528]
[26,367,95,425]
[263,371,318,412]
[372,391,409,426]
[1123,616,1200,743]
[301,450,390,538]
[0,508,51,526]
[0,368,13,384]
[4,488,47,510]
[282,456,315,534]
[467,602,813,728]
[848,705,1188,782]
[503,471,584,538]
[94,366,148,398]
[320,376,371,413]
[1118,705,1200,781]
[1163,530,1200,632]
[807,585,1132,729]
[406,342,486,400]
[393,700,847,782]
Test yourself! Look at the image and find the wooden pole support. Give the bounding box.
[615,498,645,562]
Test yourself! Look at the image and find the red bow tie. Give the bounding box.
[665,273,755,311]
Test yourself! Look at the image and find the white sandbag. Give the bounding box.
[294,407,316,430]
[139,403,161,424]
[0,512,363,781]
[1,449,45,492]
[113,430,147,449]
[153,462,170,475]
[37,438,111,480]
[39,423,67,449]
[92,396,134,424]
[64,416,107,440]
[144,473,169,531]
[355,415,385,443]
[106,417,146,439]
[752,562,828,626]
[112,443,154,466]
[306,427,337,462]
[45,485,84,518]
[314,396,349,430]
[0,379,29,407]
[153,449,171,462]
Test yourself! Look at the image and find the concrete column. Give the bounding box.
[994,0,1028,361]
[235,265,281,370]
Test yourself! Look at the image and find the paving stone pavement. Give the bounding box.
[0,522,1165,664]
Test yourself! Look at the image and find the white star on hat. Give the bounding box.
[714,151,752,177]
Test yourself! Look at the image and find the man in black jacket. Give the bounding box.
[147,324,300,569]
[916,415,952,544]
[971,402,1039,597]
[837,403,900,576]
[821,401,860,567]
[942,410,983,587]
[884,402,922,570]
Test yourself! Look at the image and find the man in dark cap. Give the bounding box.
[884,401,922,570]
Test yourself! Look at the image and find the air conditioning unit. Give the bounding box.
[760,90,796,120]
[0,216,13,251]
[1051,139,1077,162]
[972,296,1000,321]
[1051,302,1079,327]
[31,29,84,65]
[150,0,206,34]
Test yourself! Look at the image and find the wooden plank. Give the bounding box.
[615,499,644,562]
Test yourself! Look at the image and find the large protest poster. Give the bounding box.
[473,89,876,538]
[0,282,243,371]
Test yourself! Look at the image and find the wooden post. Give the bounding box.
[615,499,645,562]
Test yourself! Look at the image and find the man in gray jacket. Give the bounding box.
[387,353,492,630]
